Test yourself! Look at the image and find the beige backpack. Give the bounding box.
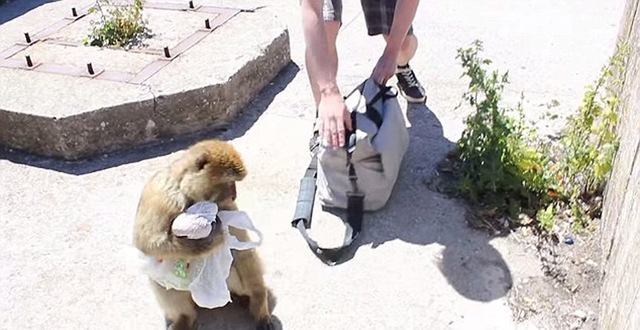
[292,78,410,265]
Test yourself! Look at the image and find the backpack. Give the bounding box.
[292,78,410,265]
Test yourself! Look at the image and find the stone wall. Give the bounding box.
[599,0,640,329]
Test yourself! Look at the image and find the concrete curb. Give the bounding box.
[0,13,290,160]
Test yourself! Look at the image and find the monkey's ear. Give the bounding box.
[194,152,213,171]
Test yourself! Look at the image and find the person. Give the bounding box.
[301,0,425,148]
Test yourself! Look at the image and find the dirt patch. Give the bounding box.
[425,148,605,330]
[507,223,603,330]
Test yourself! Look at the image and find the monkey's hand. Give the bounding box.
[168,227,221,258]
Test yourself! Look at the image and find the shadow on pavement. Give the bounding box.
[197,289,283,330]
[0,63,300,175]
[0,0,59,25]
[320,102,514,302]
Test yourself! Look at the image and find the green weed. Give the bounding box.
[537,203,556,231]
[84,0,148,48]
[430,40,628,233]
[544,42,629,229]
[453,40,549,219]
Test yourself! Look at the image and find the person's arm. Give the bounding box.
[301,0,351,147]
[371,0,420,84]
[301,0,337,98]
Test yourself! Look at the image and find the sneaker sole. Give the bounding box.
[398,88,426,103]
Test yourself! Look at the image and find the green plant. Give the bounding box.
[434,40,629,233]
[545,42,629,229]
[85,0,148,48]
[536,203,555,231]
[453,40,548,219]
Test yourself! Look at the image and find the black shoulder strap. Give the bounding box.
[340,79,396,130]
[344,111,364,235]
[364,84,396,129]
[291,132,320,228]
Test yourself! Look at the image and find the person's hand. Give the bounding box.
[371,53,397,85]
[317,91,352,148]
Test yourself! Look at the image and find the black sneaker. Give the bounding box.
[395,64,426,103]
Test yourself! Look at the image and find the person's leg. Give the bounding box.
[307,0,342,108]
[384,33,425,103]
[361,0,426,103]
[383,33,417,67]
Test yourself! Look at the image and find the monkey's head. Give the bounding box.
[170,139,247,204]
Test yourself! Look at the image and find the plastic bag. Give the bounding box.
[138,203,263,308]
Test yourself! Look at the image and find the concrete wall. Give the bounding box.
[599,0,640,329]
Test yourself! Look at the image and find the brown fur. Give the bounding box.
[133,139,273,330]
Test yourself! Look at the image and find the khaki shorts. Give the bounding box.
[323,0,414,36]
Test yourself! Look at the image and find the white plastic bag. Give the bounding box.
[138,203,262,309]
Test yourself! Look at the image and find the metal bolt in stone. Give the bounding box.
[25,55,33,67]
[87,63,95,75]
[205,19,211,29]
[24,33,31,44]
[164,47,171,58]
[72,7,78,17]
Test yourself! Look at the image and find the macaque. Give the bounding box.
[133,139,273,330]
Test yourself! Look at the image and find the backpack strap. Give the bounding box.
[291,132,320,229]
[345,111,364,235]
[364,84,396,129]
[342,80,395,130]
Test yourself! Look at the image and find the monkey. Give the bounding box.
[133,139,273,330]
